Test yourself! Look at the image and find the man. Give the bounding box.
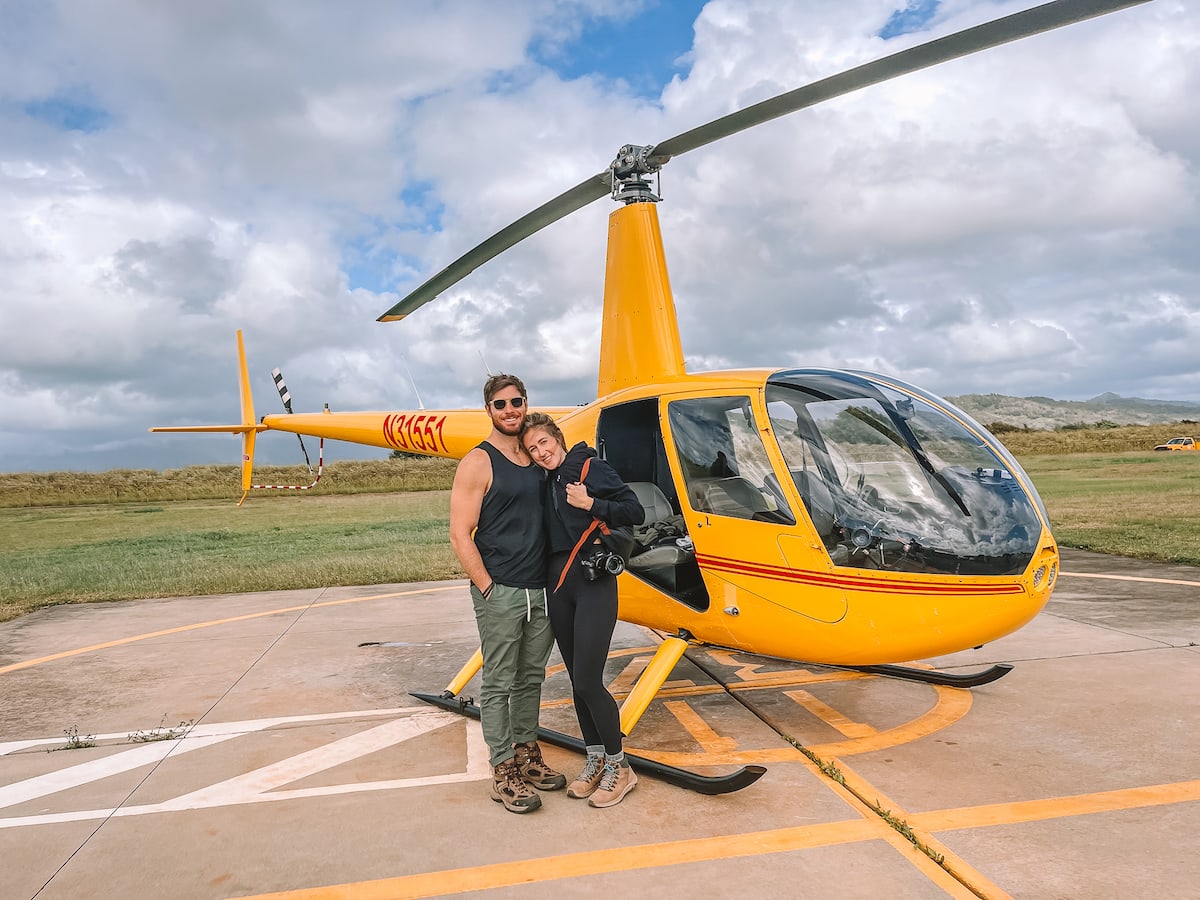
[449,373,566,813]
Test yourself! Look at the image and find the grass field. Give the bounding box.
[1019,451,1200,562]
[2,423,1199,624]
[0,491,461,623]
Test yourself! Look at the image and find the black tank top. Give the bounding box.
[474,441,547,588]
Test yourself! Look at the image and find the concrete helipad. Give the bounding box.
[1,548,1197,899]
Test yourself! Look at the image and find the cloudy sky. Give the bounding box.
[1,0,1195,473]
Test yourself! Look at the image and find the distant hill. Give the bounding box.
[945,392,1200,431]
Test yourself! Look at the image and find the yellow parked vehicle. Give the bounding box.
[1154,437,1199,451]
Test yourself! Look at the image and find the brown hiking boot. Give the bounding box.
[588,760,637,808]
[567,754,605,799]
[514,740,567,791]
[491,758,542,813]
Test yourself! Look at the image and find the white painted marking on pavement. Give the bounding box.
[158,714,462,808]
[1060,571,1200,587]
[0,708,489,830]
[0,706,430,756]
[0,735,233,809]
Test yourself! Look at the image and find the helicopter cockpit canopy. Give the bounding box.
[765,370,1046,577]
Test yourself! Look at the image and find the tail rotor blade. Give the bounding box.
[271,366,313,470]
[271,367,295,414]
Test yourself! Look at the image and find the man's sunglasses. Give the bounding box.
[489,396,526,410]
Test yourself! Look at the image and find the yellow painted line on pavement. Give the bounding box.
[636,681,973,766]
[664,700,738,753]
[1060,571,1200,587]
[834,758,1013,900]
[231,745,987,900]
[912,779,1200,832]
[229,772,1200,900]
[807,684,973,758]
[232,818,882,900]
[605,654,651,694]
[0,586,460,675]
[786,689,878,739]
[791,749,978,897]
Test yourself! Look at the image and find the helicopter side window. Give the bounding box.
[667,397,794,525]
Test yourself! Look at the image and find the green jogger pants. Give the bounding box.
[470,582,554,768]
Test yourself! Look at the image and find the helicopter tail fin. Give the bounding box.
[235,330,258,501]
[148,329,265,504]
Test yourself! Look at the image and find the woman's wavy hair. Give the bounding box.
[520,411,566,450]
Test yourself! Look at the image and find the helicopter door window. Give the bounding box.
[667,397,794,525]
[766,397,839,540]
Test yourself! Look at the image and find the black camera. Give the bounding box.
[580,547,625,581]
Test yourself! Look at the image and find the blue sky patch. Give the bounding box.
[343,244,393,296]
[343,227,396,295]
[24,95,112,132]
[400,181,445,232]
[880,0,940,39]
[533,0,708,98]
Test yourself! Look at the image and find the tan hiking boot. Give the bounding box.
[588,760,637,808]
[514,740,567,791]
[567,754,605,799]
[491,758,542,813]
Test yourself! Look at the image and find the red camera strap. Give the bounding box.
[552,457,611,592]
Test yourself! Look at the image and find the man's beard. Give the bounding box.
[494,416,523,436]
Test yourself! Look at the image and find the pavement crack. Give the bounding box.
[30,587,332,899]
[678,642,991,899]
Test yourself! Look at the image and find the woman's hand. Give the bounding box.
[565,481,594,511]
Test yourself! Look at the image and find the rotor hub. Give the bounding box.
[609,144,662,204]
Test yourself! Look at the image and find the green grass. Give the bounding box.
[0,492,461,623]
[1020,451,1200,564]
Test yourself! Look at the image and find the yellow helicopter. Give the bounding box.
[154,0,1151,791]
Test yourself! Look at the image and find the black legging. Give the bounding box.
[549,549,623,755]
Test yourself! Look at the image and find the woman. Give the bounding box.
[520,412,645,808]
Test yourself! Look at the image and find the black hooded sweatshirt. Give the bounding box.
[544,442,645,555]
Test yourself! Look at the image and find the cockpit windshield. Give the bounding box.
[765,370,1044,576]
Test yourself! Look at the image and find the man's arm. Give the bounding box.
[449,447,493,595]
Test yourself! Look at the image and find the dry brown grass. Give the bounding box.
[992,422,1198,456]
[0,457,458,508]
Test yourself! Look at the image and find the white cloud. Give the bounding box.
[0,0,1197,471]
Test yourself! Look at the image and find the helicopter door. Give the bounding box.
[596,399,711,611]
[663,393,847,624]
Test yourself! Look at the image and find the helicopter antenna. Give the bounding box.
[399,354,426,410]
[478,351,494,377]
[378,0,1150,324]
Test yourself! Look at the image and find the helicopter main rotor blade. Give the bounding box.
[649,0,1150,164]
[379,0,1149,322]
[378,170,611,321]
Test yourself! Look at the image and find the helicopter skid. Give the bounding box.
[410,691,766,795]
[839,662,1014,688]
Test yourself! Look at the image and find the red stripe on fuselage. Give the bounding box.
[694,554,1025,596]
